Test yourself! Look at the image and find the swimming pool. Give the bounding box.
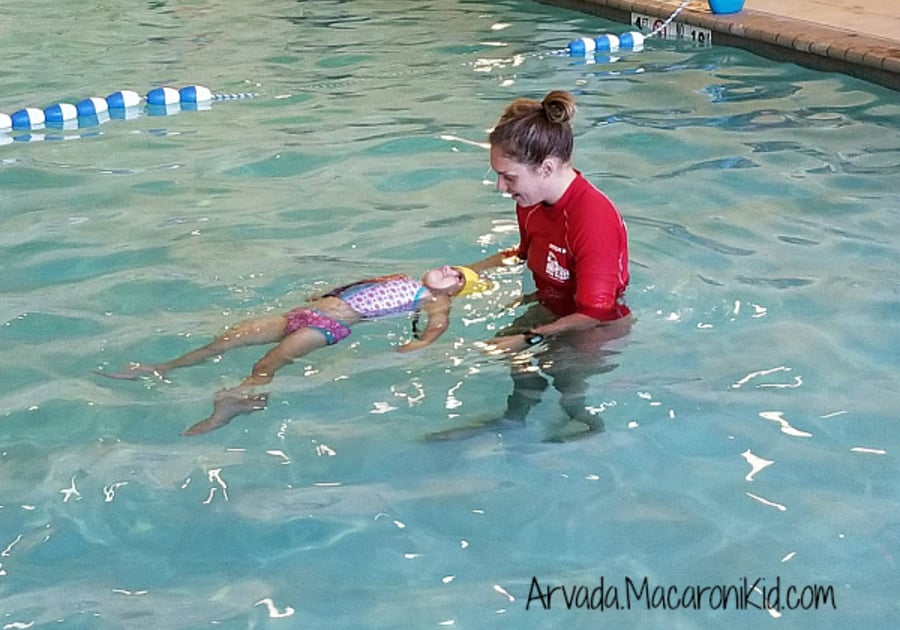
[1,0,897,627]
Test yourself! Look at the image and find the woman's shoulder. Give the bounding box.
[569,175,617,213]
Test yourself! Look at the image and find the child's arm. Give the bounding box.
[395,295,452,352]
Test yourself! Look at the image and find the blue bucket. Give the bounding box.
[708,0,745,14]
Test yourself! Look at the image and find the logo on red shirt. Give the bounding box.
[545,249,570,282]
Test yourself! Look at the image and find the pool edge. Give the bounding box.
[537,0,900,91]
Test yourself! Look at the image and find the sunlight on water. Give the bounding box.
[0,0,898,628]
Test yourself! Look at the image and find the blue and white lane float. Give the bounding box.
[1,85,256,134]
[565,0,693,57]
[566,31,645,56]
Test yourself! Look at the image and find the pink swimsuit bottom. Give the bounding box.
[284,308,351,345]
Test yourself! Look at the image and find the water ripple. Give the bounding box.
[625,216,755,256]
[655,156,759,178]
[734,275,816,289]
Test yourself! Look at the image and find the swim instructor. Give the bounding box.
[470,89,632,437]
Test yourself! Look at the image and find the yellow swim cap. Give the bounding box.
[454,266,492,297]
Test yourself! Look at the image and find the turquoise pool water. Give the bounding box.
[1,0,898,628]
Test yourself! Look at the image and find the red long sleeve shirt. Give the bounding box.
[515,171,630,322]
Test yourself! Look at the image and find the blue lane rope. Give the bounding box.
[566,31,645,56]
[3,2,694,136]
[1,84,257,136]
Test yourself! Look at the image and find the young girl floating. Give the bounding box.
[97,265,489,436]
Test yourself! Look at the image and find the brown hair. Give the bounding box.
[488,90,576,167]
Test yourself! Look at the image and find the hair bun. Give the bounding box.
[542,90,576,124]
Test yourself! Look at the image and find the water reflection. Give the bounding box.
[429,310,629,443]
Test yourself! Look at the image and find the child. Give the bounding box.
[97,265,489,435]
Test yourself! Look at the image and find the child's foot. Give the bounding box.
[182,391,269,436]
[93,364,165,381]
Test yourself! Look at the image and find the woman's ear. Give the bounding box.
[540,158,556,177]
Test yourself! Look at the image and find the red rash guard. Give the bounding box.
[515,171,630,322]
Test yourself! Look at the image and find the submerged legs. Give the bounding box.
[98,317,333,436]
[180,327,331,436]
[97,315,289,380]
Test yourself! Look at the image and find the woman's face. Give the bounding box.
[422,266,465,295]
[489,145,545,207]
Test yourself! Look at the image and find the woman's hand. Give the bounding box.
[478,334,531,355]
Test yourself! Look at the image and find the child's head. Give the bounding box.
[422,266,490,297]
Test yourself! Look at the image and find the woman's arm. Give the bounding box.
[483,312,601,354]
[465,246,520,274]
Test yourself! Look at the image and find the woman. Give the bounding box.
[97,265,488,436]
[465,89,632,440]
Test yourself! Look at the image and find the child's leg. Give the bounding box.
[160,315,289,371]
[240,327,330,386]
[181,327,331,435]
[99,315,288,379]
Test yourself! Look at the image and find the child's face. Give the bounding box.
[422,266,465,295]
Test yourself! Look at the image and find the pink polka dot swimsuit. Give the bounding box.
[331,274,428,318]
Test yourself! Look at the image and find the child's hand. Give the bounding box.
[395,340,428,353]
